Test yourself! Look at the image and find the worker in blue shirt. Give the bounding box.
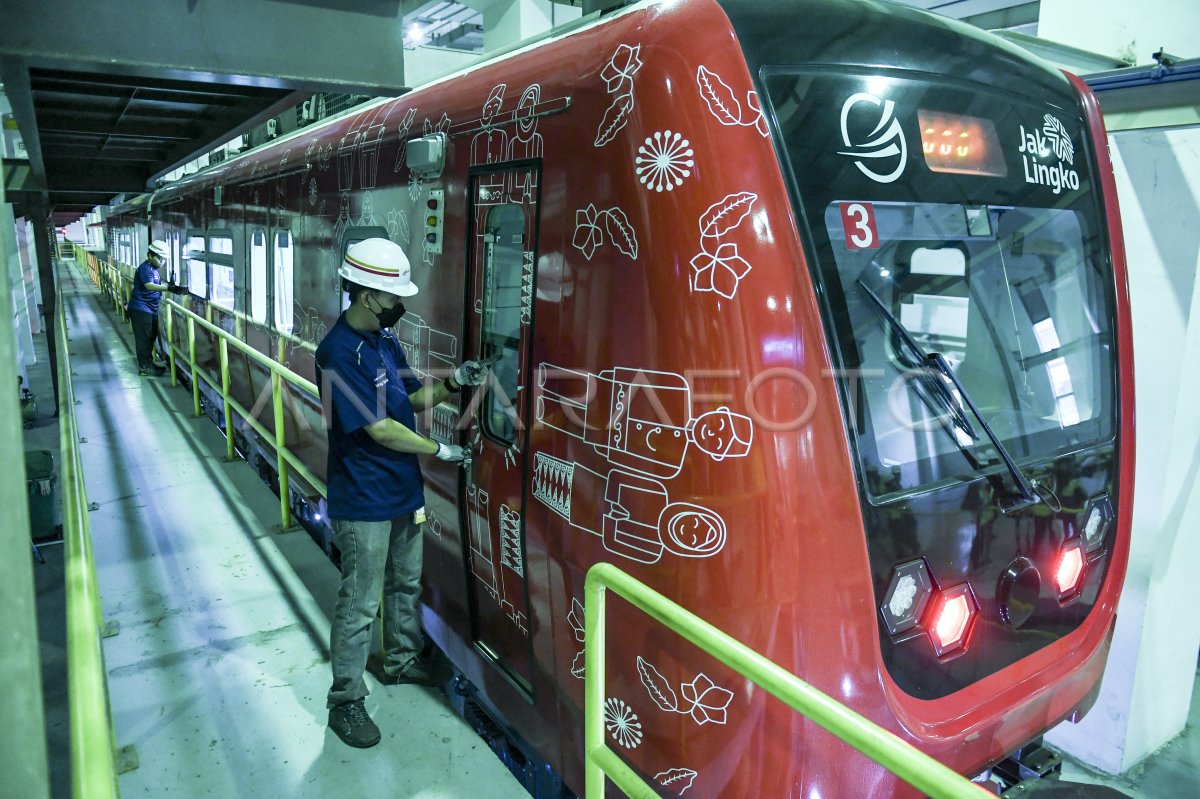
[316,237,489,749]
[126,239,181,376]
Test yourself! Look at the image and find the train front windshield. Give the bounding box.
[765,71,1116,500]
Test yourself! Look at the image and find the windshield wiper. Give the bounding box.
[856,279,1040,511]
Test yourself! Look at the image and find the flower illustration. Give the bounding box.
[680,673,734,726]
[568,598,586,643]
[690,242,752,299]
[604,698,644,749]
[573,204,603,260]
[408,173,423,201]
[308,178,318,206]
[601,44,643,92]
[635,130,694,192]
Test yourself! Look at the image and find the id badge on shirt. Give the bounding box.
[414,506,427,525]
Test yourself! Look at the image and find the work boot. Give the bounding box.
[328,699,381,748]
[379,656,438,687]
[137,365,166,377]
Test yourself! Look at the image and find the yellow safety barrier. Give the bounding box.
[56,257,122,799]
[583,563,993,798]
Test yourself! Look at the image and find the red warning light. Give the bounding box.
[925,583,977,657]
[1055,541,1085,599]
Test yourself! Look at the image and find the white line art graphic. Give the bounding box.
[655,768,699,795]
[536,364,753,479]
[568,597,586,679]
[357,192,378,227]
[394,312,458,379]
[386,206,410,245]
[696,65,769,137]
[466,484,496,594]
[595,44,642,147]
[521,250,535,324]
[635,130,694,192]
[690,191,758,299]
[572,203,639,261]
[424,112,452,138]
[332,192,352,278]
[430,404,457,445]
[532,453,728,564]
[499,504,524,577]
[337,104,387,191]
[604,698,643,749]
[425,508,442,538]
[508,84,544,202]
[638,656,734,727]
[393,107,419,173]
[471,84,509,171]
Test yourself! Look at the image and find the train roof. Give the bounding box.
[721,0,1075,108]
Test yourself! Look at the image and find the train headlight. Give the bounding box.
[925,583,977,658]
[880,560,933,637]
[1083,494,1113,552]
[1055,540,1086,601]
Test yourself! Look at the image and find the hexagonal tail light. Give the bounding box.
[924,583,978,658]
[1055,539,1086,602]
[880,560,934,638]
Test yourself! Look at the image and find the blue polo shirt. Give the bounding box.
[315,312,425,521]
[126,261,160,315]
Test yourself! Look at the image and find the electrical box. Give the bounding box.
[407,133,447,177]
[425,188,445,255]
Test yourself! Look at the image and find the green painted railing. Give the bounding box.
[583,563,993,798]
[57,257,121,799]
[79,245,325,531]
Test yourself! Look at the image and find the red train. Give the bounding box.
[105,0,1133,795]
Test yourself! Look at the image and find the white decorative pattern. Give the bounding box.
[696,65,769,137]
[635,130,694,192]
[572,203,639,261]
[655,768,699,795]
[689,191,758,300]
[637,656,735,727]
[595,44,643,147]
[604,698,644,749]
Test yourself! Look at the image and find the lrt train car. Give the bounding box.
[111,0,1133,795]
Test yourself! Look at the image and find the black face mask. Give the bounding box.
[369,295,406,329]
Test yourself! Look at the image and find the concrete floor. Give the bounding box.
[26,253,1200,797]
[32,255,529,798]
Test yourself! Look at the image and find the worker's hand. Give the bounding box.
[168,282,187,294]
[453,359,492,387]
[434,442,468,463]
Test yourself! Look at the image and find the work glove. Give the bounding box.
[435,442,468,463]
[453,358,494,387]
[168,282,187,294]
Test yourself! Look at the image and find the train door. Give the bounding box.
[461,162,541,693]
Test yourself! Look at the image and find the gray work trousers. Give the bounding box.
[326,514,424,708]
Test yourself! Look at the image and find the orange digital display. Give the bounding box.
[918,110,1008,178]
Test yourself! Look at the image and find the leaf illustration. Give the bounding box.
[696,65,743,125]
[571,650,586,679]
[655,768,699,795]
[595,93,634,147]
[637,655,680,712]
[699,192,758,239]
[603,208,639,259]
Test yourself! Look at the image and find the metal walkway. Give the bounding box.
[55,256,529,798]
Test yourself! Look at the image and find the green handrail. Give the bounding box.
[583,563,992,798]
[87,253,326,530]
[56,260,121,799]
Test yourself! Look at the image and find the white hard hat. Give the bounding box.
[339,238,418,297]
[148,240,169,259]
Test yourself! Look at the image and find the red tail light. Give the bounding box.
[1055,541,1085,600]
[925,584,977,657]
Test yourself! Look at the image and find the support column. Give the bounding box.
[29,203,58,413]
[1045,127,1200,773]
[0,158,51,799]
[481,0,582,52]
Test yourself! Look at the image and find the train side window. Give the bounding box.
[250,230,268,324]
[209,233,235,309]
[273,229,294,334]
[479,204,529,445]
[186,232,207,297]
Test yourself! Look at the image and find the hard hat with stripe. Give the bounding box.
[338,238,418,296]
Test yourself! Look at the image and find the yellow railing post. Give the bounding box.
[219,338,235,461]
[165,304,177,386]
[583,564,993,799]
[187,316,200,417]
[272,370,292,529]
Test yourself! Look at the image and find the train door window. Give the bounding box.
[479,204,528,445]
[186,232,207,297]
[273,229,294,334]
[250,229,268,324]
[208,233,235,309]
